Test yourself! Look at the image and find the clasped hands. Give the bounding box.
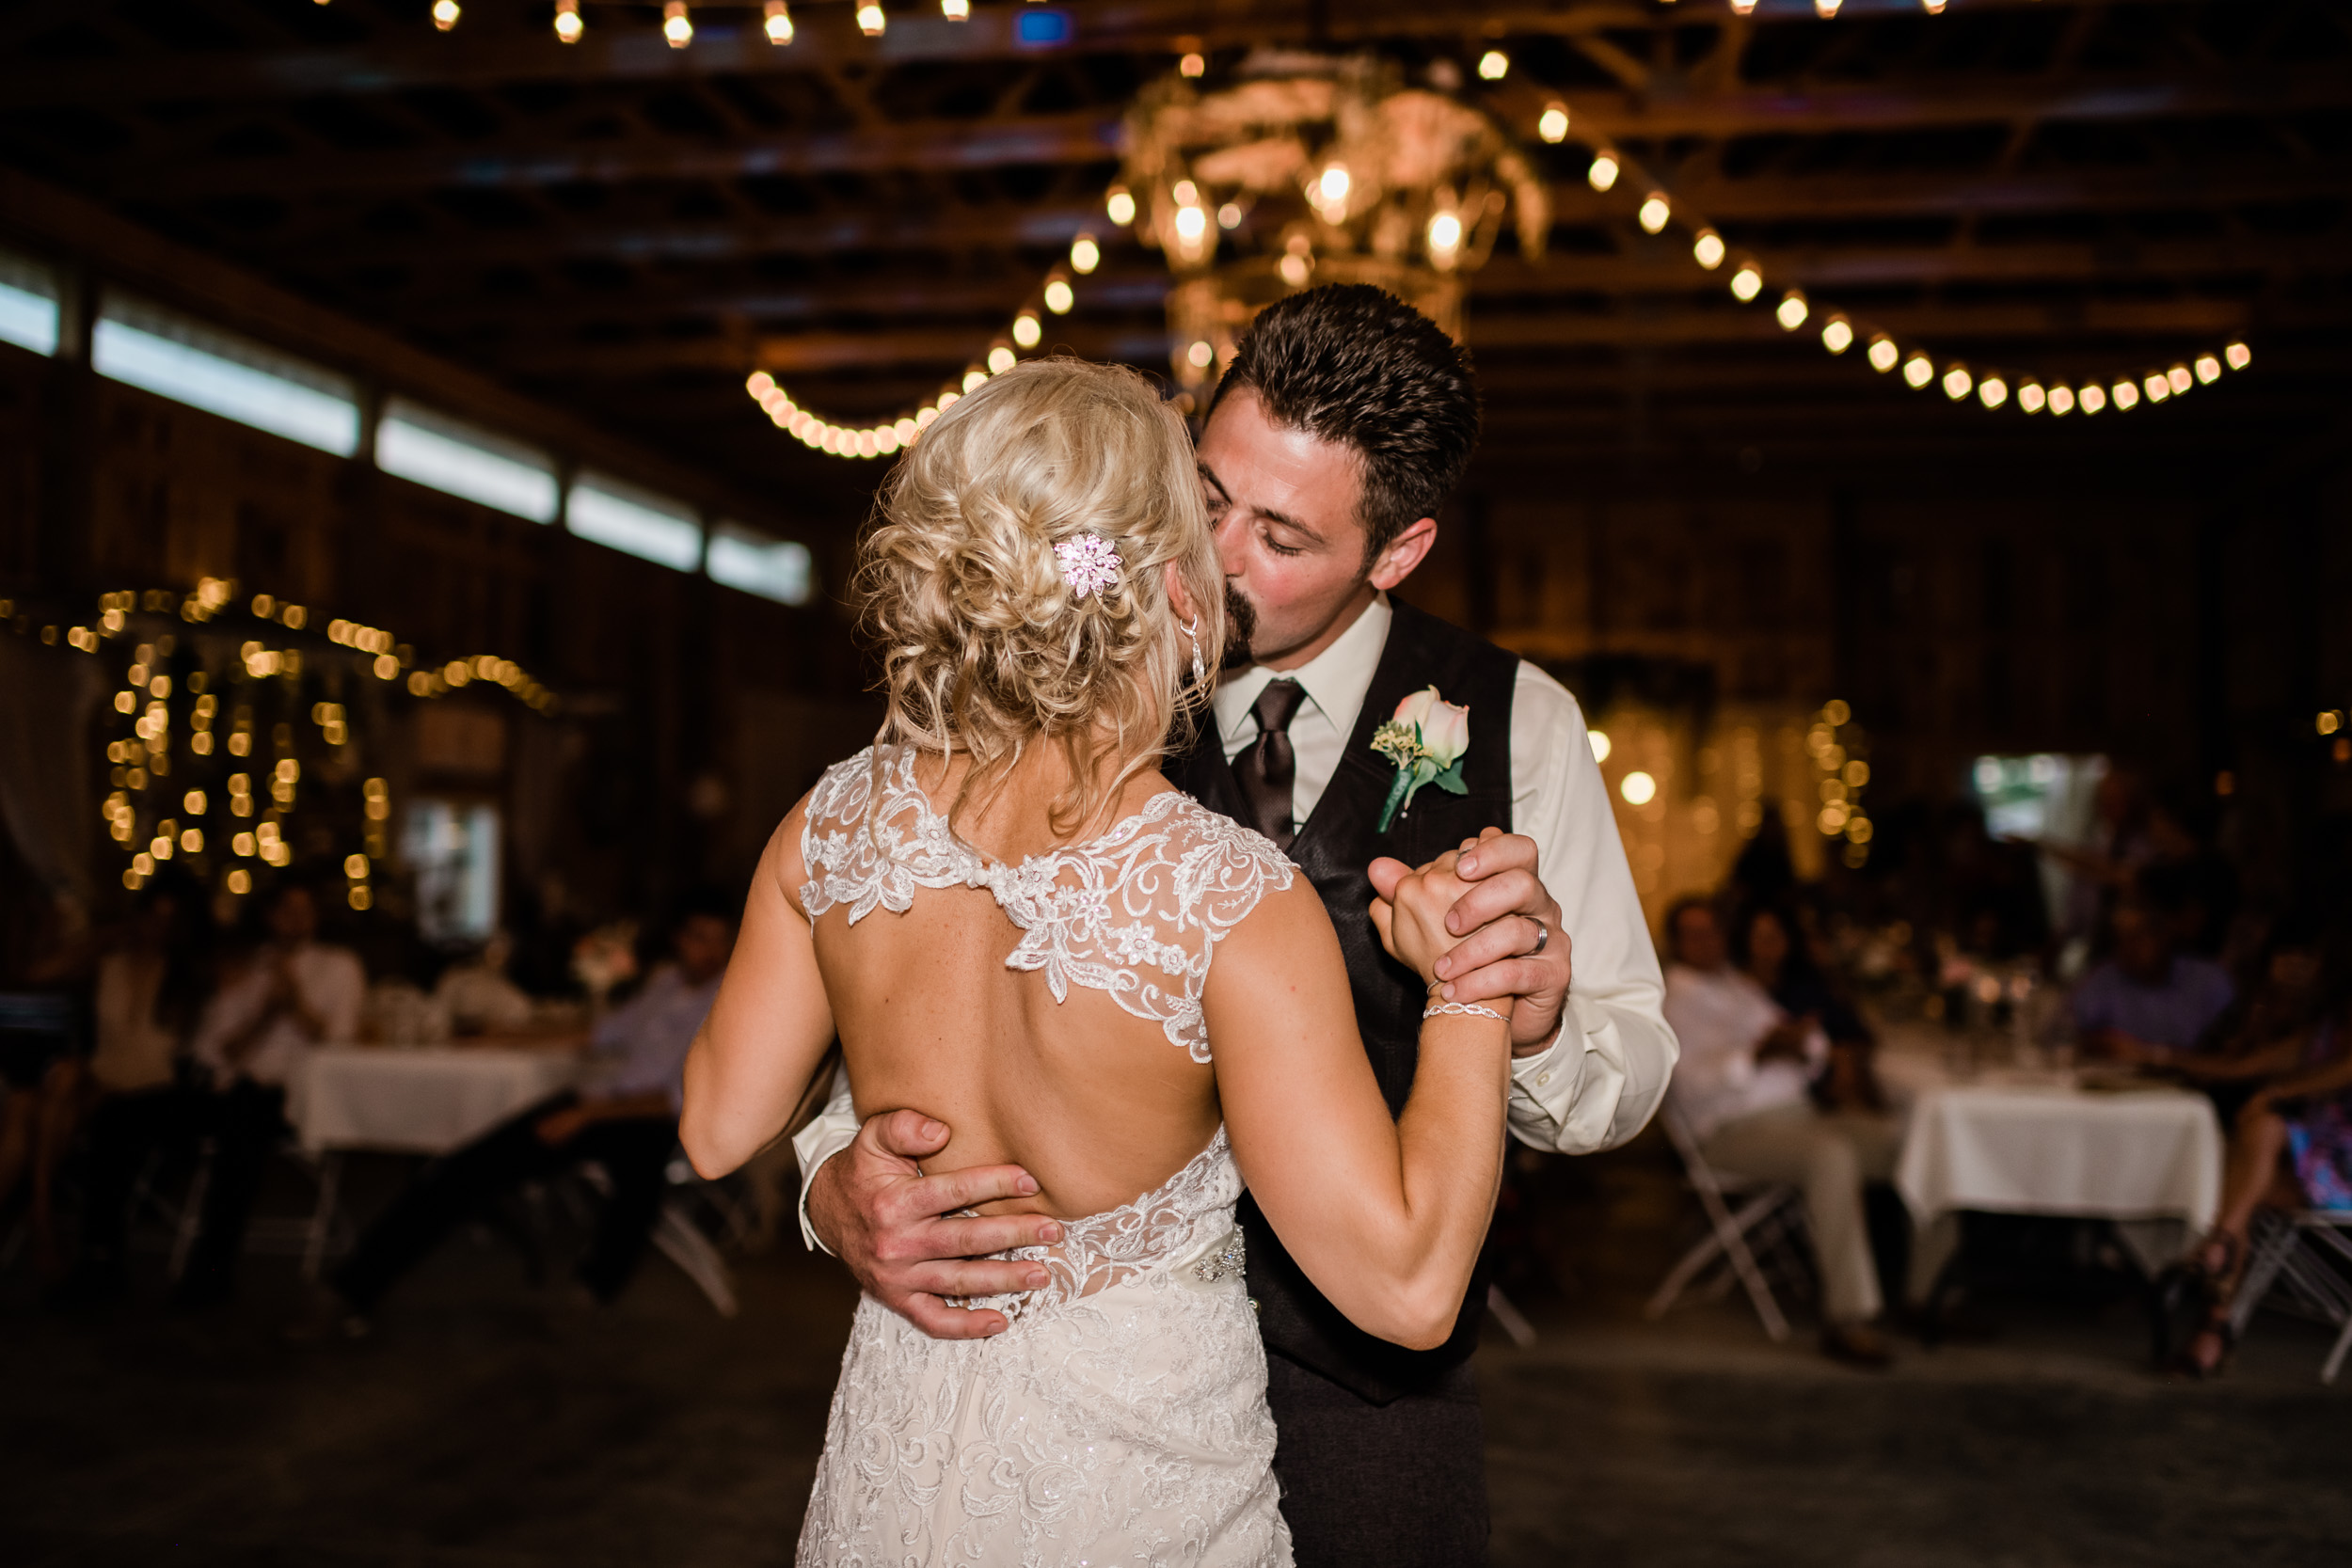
[805,826,1574,1338]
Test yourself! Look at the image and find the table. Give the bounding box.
[289,1044,584,1155]
[1883,1032,2223,1283]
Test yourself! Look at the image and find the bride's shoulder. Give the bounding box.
[1158,793,1294,877]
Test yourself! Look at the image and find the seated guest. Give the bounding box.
[176,879,363,1307]
[301,895,736,1335]
[1739,904,1883,1114]
[50,874,218,1304]
[2171,1006,2352,1376]
[2073,894,2234,1063]
[1663,897,1902,1367]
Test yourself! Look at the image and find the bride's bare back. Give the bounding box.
[802,745,1277,1223]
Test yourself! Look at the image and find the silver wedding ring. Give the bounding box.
[1530,919,1549,956]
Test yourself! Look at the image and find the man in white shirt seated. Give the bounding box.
[1661,897,1900,1366]
[298,896,737,1337]
[177,879,365,1307]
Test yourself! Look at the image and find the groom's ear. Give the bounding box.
[1367,516,1438,593]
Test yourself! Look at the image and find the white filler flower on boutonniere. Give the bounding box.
[1370,686,1470,832]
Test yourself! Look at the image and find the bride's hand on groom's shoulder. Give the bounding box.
[1371,827,1572,1055]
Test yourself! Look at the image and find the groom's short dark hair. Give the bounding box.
[1213,284,1482,566]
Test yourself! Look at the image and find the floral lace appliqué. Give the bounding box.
[800,745,1294,1064]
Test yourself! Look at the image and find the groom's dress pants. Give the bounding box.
[1265,1353,1487,1568]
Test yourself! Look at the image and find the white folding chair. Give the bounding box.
[2227,1207,2352,1384]
[1645,1103,1812,1341]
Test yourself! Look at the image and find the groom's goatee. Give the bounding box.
[1222,583,1258,670]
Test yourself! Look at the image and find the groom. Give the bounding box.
[793,284,1676,1565]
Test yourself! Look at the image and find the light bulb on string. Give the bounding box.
[1775,291,1808,330]
[1586,153,1619,192]
[1012,313,1042,349]
[2112,379,2139,410]
[2079,383,2106,414]
[1069,233,1100,274]
[1816,0,1841,14]
[1903,353,1934,388]
[2142,372,2169,404]
[1315,164,1352,218]
[1187,340,1214,370]
[2195,354,2221,384]
[2018,382,2045,414]
[963,368,988,392]
[764,1,793,43]
[1730,0,1756,10]
[2168,364,2193,395]
[663,2,691,48]
[432,0,459,29]
[1692,230,1724,270]
[988,344,1017,374]
[1426,210,1464,269]
[1179,52,1205,78]
[1106,187,1136,226]
[2048,384,2075,416]
[1867,336,1899,372]
[1942,364,1972,401]
[1637,193,1670,233]
[553,0,582,42]
[1478,51,1509,81]
[1729,263,1762,302]
[856,3,885,37]
[2225,341,2251,370]
[1820,317,1852,355]
[1979,375,2009,409]
[1043,278,1073,314]
[1922,0,1947,10]
[942,0,968,17]
[1538,103,1569,144]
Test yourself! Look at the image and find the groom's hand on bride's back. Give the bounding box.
[805,1109,1062,1339]
[1370,826,1572,1055]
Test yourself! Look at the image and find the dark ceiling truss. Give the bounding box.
[0,0,2344,484]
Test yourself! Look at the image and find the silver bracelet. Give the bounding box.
[1423,1000,1507,1023]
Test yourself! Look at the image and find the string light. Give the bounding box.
[1637,193,1671,234]
[856,2,884,36]
[2226,341,2251,370]
[1043,278,1074,314]
[1942,363,1972,401]
[942,0,969,17]
[1692,230,1724,270]
[1012,312,1042,349]
[553,0,582,42]
[1179,51,1205,78]
[1775,290,1808,330]
[764,1,793,43]
[1070,234,1100,274]
[2112,379,2139,411]
[1587,153,1619,193]
[2079,383,2106,414]
[662,1,691,48]
[1538,103,1569,144]
[1815,0,1841,15]
[1903,352,1934,388]
[1978,375,2009,409]
[2143,372,2170,404]
[2048,384,2075,415]
[2018,381,2045,414]
[1477,51,1509,81]
[431,0,458,29]
[1867,335,1899,372]
[1820,317,1853,355]
[1729,262,1762,302]
[2195,354,2221,384]
[1106,186,1136,227]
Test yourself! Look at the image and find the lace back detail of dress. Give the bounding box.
[799,745,1293,1062]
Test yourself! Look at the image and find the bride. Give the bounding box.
[680,357,1517,1566]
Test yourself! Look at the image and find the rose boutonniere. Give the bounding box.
[1370,686,1470,832]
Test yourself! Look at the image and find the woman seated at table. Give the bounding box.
[2172,936,2352,1376]
[1738,904,1883,1115]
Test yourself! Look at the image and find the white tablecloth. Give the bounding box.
[289,1045,583,1155]
[1897,1081,2223,1236]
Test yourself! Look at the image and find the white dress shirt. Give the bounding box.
[1661,962,1819,1142]
[191,941,366,1088]
[791,594,1678,1247]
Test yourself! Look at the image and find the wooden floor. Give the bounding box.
[3,1142,2345,1568]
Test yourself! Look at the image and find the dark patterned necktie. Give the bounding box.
[1232,678,1308,850]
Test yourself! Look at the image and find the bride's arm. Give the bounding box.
[680,797,838,1179]
[1206,861,1512,1351]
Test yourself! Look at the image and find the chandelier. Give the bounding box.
[1116,53,1549,394]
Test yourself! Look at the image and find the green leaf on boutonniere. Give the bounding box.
[1432,760,1468,796]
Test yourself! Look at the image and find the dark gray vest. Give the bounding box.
[1168,599,1518,1404]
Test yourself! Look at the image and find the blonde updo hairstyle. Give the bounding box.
[856,356,1223,838]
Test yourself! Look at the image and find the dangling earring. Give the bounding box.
[1184,616,1206,689]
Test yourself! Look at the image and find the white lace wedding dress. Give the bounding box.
[793,746,1297,1568]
